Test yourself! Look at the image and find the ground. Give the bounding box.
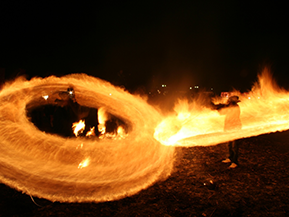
[0,131,288,217]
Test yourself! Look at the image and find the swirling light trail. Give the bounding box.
[154,69,289,147]
[1,69,288,203]
[0,74,175,203]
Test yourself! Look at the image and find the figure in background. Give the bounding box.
[53,89,77,137]
[53,87,89,137]
[216,95,242,169]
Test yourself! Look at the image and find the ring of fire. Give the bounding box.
[0,74,175,203]
[1,69,288,203]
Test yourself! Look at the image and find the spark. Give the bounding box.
[42,95,49,100]
[78,158,90,169]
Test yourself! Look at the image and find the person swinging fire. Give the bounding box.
[215,95,242,169]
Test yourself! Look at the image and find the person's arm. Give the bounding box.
[216,104,228,115]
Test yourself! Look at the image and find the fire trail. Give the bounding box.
[0,74,174,202]
[0,69,288,202]
[154,69,289,147]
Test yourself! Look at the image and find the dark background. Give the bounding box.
[1,1,289,94]
[1,2,289,216]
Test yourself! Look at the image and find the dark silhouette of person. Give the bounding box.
[53,88,80,137]
[53,87,98,137]
[83,108,99,137]
[53,98,77,137]
[217,95,242,169]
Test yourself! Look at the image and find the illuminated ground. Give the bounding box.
[1,131,288,217]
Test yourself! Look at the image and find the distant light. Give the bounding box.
[211,88,213,91]
[109,93,112,96]
[189,87,192,90]
[162,84,166,88]
[248,97,251,99]
[194,85,199,89]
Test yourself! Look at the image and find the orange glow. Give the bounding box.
[1,68,288,203]
[117,126,127,139]
[78,157,90,169]
[97,107,108,135]
[85,127,95,137]
[76,143,83,149]
[42,95,49,100]
[0,73,174,203]
[72,120,85,137]
[154,68,289,147]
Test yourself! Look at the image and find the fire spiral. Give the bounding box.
[0,74,175,202]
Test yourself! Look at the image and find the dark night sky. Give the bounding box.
[1,1,289,93]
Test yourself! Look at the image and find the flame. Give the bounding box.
[117,125,127,138]
[72,120,85,137]
[98,107,108,124]
[78,157,90,169]
[85,127,95,137]
[1,68,288,203]
[42,95,49,100]
[0,73,173,203]
[99,127,128,140]
[97,107,128,139]
[98,107,108,135]
[154,68,289,147]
